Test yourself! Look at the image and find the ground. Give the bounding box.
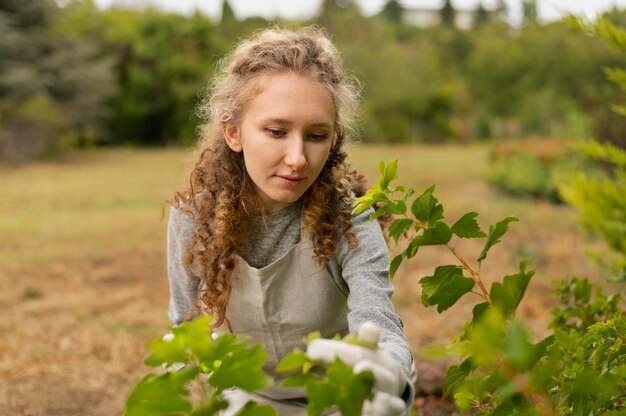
[0,145,606,415]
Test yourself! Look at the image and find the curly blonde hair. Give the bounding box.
[172,26,371,328]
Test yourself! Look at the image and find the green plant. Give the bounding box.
[557,140,626,279]
[485,138,577,202]
[348,160,625,415]
[275,333,376,416]
[557,16,626,279]
[125,315,277,416]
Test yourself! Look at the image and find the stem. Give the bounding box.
[447,243,491,304]
[408,216,491,303]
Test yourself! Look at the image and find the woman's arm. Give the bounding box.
[167,207,202,325]
[330,207,416,404]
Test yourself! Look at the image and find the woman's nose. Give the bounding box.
[284,138,307,171]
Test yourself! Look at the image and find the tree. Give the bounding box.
[220,0,237,24]
[379,0,403,23]
[0,0,112,160]
[522,0,538,25]
[440,0,455,28]
[494,0,508,22]
[472,2,490,28]
[102,8,218,146]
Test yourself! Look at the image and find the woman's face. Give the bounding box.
[223,72,335,213]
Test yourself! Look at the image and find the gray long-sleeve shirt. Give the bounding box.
[167,200,415,403]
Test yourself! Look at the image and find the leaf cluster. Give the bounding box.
[356,160,626,415]
[276,350,375,416]
[125,316,276,416]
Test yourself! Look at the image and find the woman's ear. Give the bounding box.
[222,123,242,152]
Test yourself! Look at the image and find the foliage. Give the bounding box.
[0,0,113,161]
[98,8,220,146]
[485,138,577,201]
[558,141,626,278]
[5,1,626,156]
[276,344,376,416]
[125,315,277,416]
[352,160,626,415]
[557,17,626,277]
[126,316,380,415]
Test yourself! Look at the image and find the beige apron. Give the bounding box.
[214,225,349,415]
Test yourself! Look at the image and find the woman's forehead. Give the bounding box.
[242,72,336,126]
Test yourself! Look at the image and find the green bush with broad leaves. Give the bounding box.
[346,160,625,415]
[124,317,380,415]
[485,138,577,202]
[125,316,277,416]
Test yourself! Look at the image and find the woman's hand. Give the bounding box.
[306,322,408,415]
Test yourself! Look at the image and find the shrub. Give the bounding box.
[485,138,575,201]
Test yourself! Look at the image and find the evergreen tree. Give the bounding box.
[0,0,112,160]
[220,0,237,24]
[495,0,508,21]
[440,0,455,28]
[522,0,537,25]
[380,0,403,23]
[473,2,490,28]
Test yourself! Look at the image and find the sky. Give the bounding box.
[92,0,626,25]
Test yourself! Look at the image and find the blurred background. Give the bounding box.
[1,0,625,414]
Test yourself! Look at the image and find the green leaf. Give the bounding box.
[472,302,490,323]
[281,372,319,388]
[410,185,444,226]
[276,349,312,373]
[503,319,537,371]
[404,237,421,259]
[389,254,404,278]
[420,265,475,313]
[607,345,626,366]
[144,334,190,367]
[210,343,273,392]
[352,191,384,216]
[443,358,472,398]
[303,331,321,345]
[144,315,216,367]
[477,216,518,262]
[413,222,452,246]
[468,308,505,367]
[388,219,413,244]
[306,382,337,415]
[125,367,198,416]
[451,212,487,239]
[190,400,229,416]
[234,401,278,416]
[490,259,535,316]
[380,160,399,190]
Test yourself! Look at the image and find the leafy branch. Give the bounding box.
[353,160,626,415]
[125,316,277,416]
[352,160,521,312]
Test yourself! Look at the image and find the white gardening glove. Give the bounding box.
[306,322,408,416]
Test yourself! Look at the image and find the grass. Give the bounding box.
[0,144,605,415]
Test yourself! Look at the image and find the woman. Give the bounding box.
[167,26,415,415]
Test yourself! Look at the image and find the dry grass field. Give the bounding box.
[0,144,606,415]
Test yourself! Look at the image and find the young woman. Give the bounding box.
[167,27,415,415]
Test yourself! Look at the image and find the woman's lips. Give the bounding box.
[276,175,305,186]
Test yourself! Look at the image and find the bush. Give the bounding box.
[485,138,574,201]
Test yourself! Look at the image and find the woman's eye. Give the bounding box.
[309,133,328,141]
[266,128,285,138]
